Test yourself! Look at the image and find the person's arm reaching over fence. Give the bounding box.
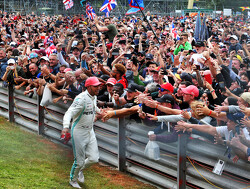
[102,105,139,122]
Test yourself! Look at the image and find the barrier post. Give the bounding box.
[177,133,188,189]
[8,84,14,122]
[118,117,126,172]
[37,95,44,135]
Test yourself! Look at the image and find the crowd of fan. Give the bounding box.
[0,11,250,162]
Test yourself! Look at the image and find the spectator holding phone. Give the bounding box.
[2,58,26,85]
[173,33,192,55]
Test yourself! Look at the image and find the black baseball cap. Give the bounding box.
[156,94,174,105]
[146,61,159,67]
[138,51,145,56]
[195,41,205,47]
[127,83,145,93]
[145,53,153,60]
[72,46,79,51]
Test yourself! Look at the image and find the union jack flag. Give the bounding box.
[86,2,96,20]
[100,0,117,14]
[171,22,180,40]
[63,0,74,10]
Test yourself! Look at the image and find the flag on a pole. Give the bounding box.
[63,0,74,10]
[80,0,86,7]
[86,2,96,19]
[200,16,209,41]
[100,0,117,15]
[194,11,201,41]
[126,0,144,15]
[126,8,140,15]
[128,0,144,10]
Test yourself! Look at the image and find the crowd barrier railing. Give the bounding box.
[0,83,249,189]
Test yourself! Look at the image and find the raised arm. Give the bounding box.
[175,120,217,136]
[94,17,109,32]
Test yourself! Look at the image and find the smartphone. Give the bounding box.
[79,24,84,28]
[210,53,217,59]
[219,82,226,92]
[117,34,123,38]
[112,48,120,56]
[196,65,200,70]
[88,46,95,50]
[160,68,168,75]
[124,54,132,58]
[26,24,31,27]
[41,36,45,40]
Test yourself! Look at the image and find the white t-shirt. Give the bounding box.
[190,53,206,68]
[216,126,250,141]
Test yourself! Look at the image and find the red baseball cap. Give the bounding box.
[161,83,174,93]
[106,78,117,85]
[181,85,199,97]
[85,77,101,87]
[63,68,72,73]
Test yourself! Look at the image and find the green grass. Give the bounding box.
[0,117,155,189]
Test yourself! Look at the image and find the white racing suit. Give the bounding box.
[63,90,100,182]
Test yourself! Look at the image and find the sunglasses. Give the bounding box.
[158,88,169,92]
[138,54,144,57]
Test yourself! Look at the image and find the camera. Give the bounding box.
[210,52,217,59]
[195,65,200,70]
[124,54,132,58]
[160,68,168,75]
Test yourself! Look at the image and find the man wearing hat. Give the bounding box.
[28,53,39,64]
[98,78,117,103]
[1,59,26,85]
[103,83,145,122]
[141,94,176,134]
[229,35,242,53]
[143,61,158,83]
[62,77,103,188]
[39,56,50,67]
[190,41,207,68]
[220,48,228,59]
[137,51,146,75]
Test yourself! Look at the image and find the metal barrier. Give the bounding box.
[0,83,249,189]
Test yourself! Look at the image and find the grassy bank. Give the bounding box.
[0,117,155,189]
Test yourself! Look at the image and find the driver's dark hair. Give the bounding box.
[114,83,124,90]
